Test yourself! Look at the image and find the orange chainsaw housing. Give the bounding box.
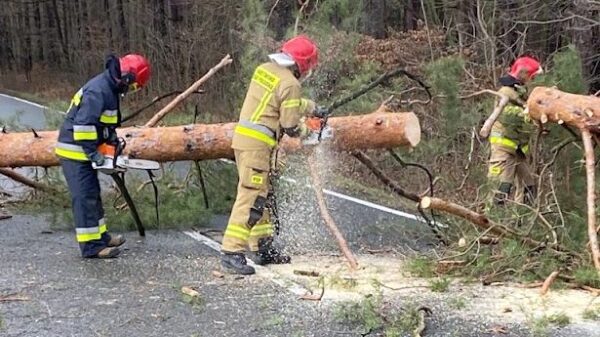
[305,117,322,131]
[97,143,116,157]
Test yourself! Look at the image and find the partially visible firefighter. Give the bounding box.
[482,56,543,206]
[221,35,330,275]
[55,54,151,258]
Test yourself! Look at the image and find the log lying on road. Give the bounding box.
[0,112,420,168]
[526,87,600,131]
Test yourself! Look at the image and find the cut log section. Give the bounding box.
[526,87,600,131]
[0,112,420,168]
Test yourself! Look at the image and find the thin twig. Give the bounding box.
[293,0,310,36]
[265,0,282,28]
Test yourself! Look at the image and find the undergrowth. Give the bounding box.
[16,161,237,232]
[333,290,424,336]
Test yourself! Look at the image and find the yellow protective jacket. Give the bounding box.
[231,62,316,151]
[490,84,535,153]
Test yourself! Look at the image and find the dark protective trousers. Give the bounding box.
[60,159,110,257]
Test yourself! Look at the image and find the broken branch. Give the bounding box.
[144,54,233,127]
[581,129,600,274]
[479,94,510,138]
[0,168,51,191]
[540,270,561,295]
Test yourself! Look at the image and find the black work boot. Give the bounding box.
[248,238,291,265]
[221,252,255,275]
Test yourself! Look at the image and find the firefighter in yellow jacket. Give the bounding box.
[221,35,327,275]
[487,56,543,206]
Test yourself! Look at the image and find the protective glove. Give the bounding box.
[88,151,106,166]
[312,106,330,118]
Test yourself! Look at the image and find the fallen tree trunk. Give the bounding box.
[526,87,600,131]
[0,112,420,168]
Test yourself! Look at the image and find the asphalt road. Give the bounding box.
[0,215,347,337]
[2,215,598,337]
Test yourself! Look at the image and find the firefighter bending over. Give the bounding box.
[55,54,151,258]
[221,35,329,275]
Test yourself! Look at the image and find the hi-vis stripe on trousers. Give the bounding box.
[222,149,275,253]
[60,159,111,257]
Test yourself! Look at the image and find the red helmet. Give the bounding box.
[281,35,318,76]
[119,54,151,89]
[509,56,542,81]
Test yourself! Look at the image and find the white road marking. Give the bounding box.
[218,158,443,226]
[182,230,308,297]
[0,93,66,114]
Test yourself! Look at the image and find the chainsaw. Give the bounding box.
[302,116,333,146]
[92,137,160,237]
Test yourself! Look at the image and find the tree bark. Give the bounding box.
[526,87,600,132]
[361,0,387,39]
[581,129,600,273]
[0,112,420,168]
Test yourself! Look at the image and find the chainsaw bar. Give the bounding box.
[119,157,160,170]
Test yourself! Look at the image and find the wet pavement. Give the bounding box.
[2,215,599,337]
[0,215,348,337]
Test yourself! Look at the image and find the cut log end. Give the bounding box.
[403,112,422,147]
[420,196,432,209]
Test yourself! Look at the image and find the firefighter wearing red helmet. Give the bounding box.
[221,35,327,275]
[55,53,151,258]
[486,56,542,206]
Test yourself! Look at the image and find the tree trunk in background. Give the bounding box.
[362,0,387,39]
[50,0,67,66]
[265,0,296,40]
[117,0,129,50]
[455,0,472,52]
[153,0,168,38]
[403,0,420,30]
[0,112,421,168]
[572,0,594,91]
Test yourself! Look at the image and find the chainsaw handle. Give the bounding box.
[112,137,126,167]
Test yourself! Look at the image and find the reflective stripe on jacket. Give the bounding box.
[56,70,121,161]
[231,62,315,150]
[490,85,534,152]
